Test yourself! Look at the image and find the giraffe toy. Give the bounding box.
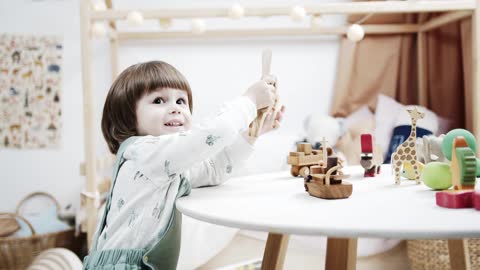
[391,107,425,185]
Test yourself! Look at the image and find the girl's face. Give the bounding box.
[136,88,192,136]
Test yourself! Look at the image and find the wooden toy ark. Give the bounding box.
[391,107,424,185]
[287,142,333,177]
[360,134,383,177]
[303,138,352,199]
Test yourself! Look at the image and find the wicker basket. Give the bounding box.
[0,192,84,270]
[407,239,480,270]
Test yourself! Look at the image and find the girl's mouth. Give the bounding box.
[164,120,183,127]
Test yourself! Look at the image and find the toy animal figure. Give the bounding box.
[417,134,447,164]
[391,107,424,185]
[360,134,383,177]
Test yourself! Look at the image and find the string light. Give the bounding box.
[191,19,206,34]
[159,18,172,29]
[91,22,107,38]
[127,11,144,26]
[290,6,306,22]
[346,12,373,42]
[310,14,323,29]
[92,1,107,11]
[347,24,364,42]
[229,3,245,19]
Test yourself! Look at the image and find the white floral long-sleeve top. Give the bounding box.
[96,96,257,250]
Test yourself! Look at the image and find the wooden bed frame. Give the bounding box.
[79,0,480,255]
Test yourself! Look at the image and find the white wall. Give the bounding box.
[0,0,346,212]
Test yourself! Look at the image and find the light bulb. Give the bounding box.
[159,18,172,29]
[290,6,306,22]
[347,24,365,42]
[92,22,107,38]
[191,19,206,35]
[92,2,107,11]
[310,15,323,29]
[127,11,144,27]
[229,3,245,19]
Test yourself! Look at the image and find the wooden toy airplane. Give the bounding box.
[249,49,280,137]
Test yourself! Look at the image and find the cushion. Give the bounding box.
[13,207,70,237]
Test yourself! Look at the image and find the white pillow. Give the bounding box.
[343,105,374,132]
[395,105,438,135]
[374,95,404,158]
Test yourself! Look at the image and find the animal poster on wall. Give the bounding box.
[0,34,63,149]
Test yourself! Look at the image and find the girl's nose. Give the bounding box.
[169,106,181,114]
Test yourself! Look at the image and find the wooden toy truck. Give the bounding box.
[287,142,333,177]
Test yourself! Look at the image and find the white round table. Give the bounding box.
[176,165,480,270]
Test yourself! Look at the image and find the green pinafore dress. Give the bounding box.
[83,137,191,270]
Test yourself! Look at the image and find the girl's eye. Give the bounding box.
[153,97,164,104]
[176,98,186,105]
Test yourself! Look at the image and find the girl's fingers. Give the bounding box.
[273,119,280,129]
[275,111,282,121]
[264,112,272,123]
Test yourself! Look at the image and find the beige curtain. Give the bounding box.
[330,10,473,131]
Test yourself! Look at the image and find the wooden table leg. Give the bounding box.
[261,233,290,270]
[448,239,470,270]
[325,237,357,270]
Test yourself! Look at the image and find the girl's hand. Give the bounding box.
[241,106,285,145]
[258,105,285,136]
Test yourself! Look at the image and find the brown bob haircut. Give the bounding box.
[101,61,193,154]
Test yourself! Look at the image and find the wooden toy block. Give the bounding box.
[450,136,477,190]
[391,108,425,185]
[436,190,474,209]
[326,157,338,173]
[288,153,322,167]
[297,143,312,155]
[310,174,343,185]
[312,147,333,156]
[310,165,325,174]
[288,143,323,177]
[473,192,480,211]
[361,134,373,153]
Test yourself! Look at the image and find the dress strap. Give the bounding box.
[91,136,140,251]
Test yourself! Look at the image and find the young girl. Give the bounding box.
[83,61,284,270]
